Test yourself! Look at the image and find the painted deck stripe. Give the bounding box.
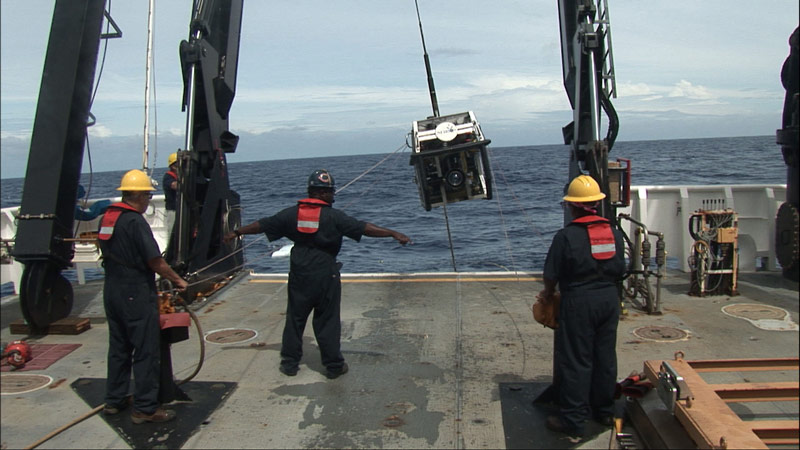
[250,276,542,284]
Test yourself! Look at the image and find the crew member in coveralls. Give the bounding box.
[540,175,626,438]
[225,169,411,378]
[162,152,179,233]
[98,169,188,424]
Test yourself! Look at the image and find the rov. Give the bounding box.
[410,111,493,211]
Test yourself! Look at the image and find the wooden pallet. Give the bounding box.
[644,355,799,449]
[10,317,91,335]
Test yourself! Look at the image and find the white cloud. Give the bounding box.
[87,124,113,138]
[0,129,31,140]
[617,82,656,97]
[668,80,714,100]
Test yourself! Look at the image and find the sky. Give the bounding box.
[1,0,798,179]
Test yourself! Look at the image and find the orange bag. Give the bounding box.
[532,291,561,329]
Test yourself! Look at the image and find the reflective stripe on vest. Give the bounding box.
[98,202,140,240]
[572,215,616,260]
[296,198,330,233]
[166,170,178,180]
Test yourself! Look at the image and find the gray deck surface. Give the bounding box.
[1,270,797,449]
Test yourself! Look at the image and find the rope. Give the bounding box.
[335,143,406,195]
[336,146,408,210]
[489,148,549,238]
[185,234,265,279]
[487,151,518,274]
[184,241,292,289]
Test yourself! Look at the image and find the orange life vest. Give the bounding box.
[296,198,330,233]
[571,215,616,260]
[98,202,140,240]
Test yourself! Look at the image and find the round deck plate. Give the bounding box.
[204,328,258,344]
[1,374,53,395]
[721,303,798,331]
[722,303,786,320]
[632,325,689,342]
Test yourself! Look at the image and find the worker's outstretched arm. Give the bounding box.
[364,223,412,245]
[223,221,261,242]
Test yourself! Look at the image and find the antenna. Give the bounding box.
[414,0,439,118]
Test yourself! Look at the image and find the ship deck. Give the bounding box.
[1,270,798,449]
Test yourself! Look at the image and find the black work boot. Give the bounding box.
[325,362,349,379]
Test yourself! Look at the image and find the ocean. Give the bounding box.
[0,135,787,295]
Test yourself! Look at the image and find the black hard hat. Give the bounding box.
[308,169,335,189]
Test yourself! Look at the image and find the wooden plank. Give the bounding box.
[688,358,799,372]
[748,419,799,445]
[760,438,800,446]
[712,381,799,402]
[747,419,799,433]
[10,317,91,335]
[645,359,768,449]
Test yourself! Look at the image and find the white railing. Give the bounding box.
[618,184,786,272]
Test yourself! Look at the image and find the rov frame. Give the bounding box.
[409,111,493,211]
[688,206,739,296]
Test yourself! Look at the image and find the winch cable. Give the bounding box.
[440,185,458,272]
[412,0,458,272]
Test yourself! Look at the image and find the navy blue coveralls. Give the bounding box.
[100,208,163,414]
[543,218,625,433]
[257,202,365,372]
[162,171,178,211]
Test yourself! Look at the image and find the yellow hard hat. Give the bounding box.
[168,152,178,166]
[117,169,156,191]
[563,175,606,202]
